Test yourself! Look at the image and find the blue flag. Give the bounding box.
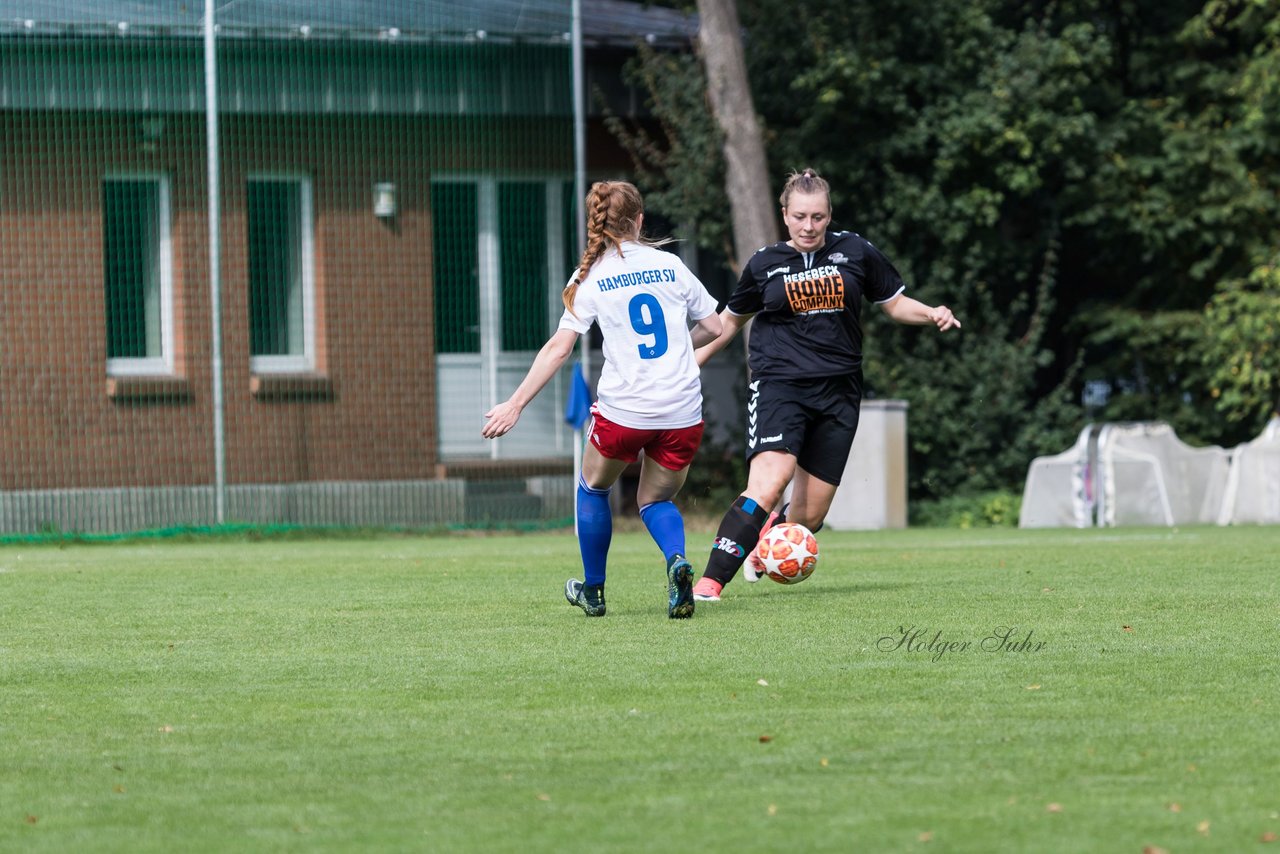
[564,362,592,429]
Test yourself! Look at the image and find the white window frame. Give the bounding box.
[247,172,316,374]
[104,172,175,377]
[431,173,572,458]
[431,173,566,355]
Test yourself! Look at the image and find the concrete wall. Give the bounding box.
[824,399,908,530]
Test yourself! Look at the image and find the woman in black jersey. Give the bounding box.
[690,168,961,602]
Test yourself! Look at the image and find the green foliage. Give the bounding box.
[910,489,1023,528]
[611,0,1280,498]
[603,45,733,258]
[1077,306,1234,446]
[865,229,1082,498]
[1083,0,1280,310]
[1202,259,1280,430]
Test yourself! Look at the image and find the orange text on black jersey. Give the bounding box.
[783,265,844,313]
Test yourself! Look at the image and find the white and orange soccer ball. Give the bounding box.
[752,522,819,585]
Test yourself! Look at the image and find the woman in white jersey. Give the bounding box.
[482,181,722,619]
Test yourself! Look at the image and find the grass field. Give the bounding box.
[2,525,1277,852]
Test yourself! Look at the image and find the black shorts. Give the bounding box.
[745,374,861,485]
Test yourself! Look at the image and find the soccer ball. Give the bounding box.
[753,522,819,585]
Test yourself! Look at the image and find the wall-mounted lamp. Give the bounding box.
[373,182,397,218]
[139,117,165,153]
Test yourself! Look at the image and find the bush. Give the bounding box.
[910,490,1022,528]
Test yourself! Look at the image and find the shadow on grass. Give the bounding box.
[545,581,917,622]
[753,580,915,598]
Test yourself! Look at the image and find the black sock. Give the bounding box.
[702,495,771,586]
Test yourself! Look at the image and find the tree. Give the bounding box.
[694,0,778,271]
[610,0,1280,501]
[603,46,734,262]
[751,1,1104,495]
[1074,0,1280,445]
[1202,259,1280,431]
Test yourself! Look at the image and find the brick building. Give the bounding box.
[0,0,697,533]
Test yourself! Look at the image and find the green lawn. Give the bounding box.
[1,526,1277,852]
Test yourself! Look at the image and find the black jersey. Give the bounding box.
[726,230,906,380]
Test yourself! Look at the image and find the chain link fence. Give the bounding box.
[1,2,593,536]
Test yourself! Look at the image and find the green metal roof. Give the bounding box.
[0,1,694,116]
[0,0,697,48]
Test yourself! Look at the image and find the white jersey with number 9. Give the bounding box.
[558,241,719,430]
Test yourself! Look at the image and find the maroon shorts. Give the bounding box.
[587,407,705,470]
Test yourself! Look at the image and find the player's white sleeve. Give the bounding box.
[558,280,596,334]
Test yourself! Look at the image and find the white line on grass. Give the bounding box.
[870,531,1203,550]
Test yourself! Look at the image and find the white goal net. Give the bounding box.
[1018,426,1096,528]
[1096,422,1231,526]
[1020,421,1251,528]
[1217,416,1280,525]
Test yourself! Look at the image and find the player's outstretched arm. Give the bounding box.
[880,294,961,331]
[691,312,723,350]
[694,309,751,366]
[482,328,579,439]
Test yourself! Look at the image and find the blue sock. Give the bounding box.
[639,500,685,563]
[576,478,612,587]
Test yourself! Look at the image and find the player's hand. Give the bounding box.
[929,305,961,332]
[481,401,522,439]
